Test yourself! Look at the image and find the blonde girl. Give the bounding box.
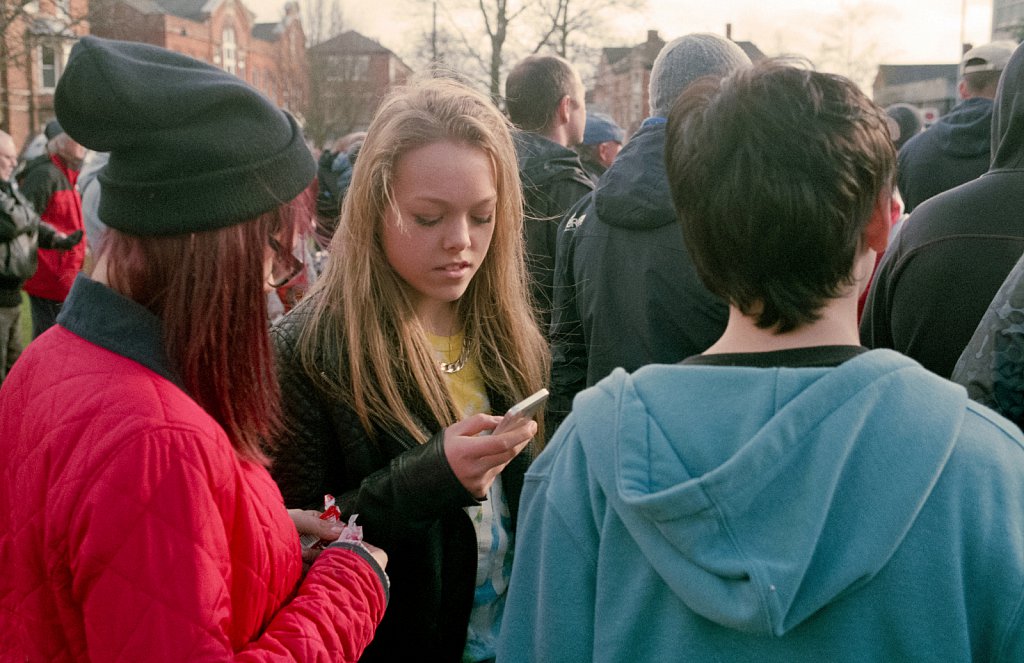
[270,78,548,662]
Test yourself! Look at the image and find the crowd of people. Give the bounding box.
[2,28,1024,663]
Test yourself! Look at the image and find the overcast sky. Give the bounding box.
[250,0,995,70]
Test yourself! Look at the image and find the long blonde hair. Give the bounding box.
[297,78,548,443]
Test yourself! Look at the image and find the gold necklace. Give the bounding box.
[439,338,468,374]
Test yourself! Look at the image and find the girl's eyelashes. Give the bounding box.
[413,215,442,227]
[411,214,494,226]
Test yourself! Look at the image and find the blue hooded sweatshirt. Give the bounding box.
[498,349,1024,662]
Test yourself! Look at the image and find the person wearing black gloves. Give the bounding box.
[0,129,81,383]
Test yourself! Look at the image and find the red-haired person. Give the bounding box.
[0,37,388,662]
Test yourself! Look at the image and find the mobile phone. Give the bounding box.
[489,388,549,436]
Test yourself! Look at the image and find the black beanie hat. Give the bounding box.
[54,36,315,236]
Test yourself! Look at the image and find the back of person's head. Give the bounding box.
[961,41,1017,98]
[665,58,896,333]
[54,36,316,459]
[885,103,923,151]
[505,54,580,132]
[305,77,545,443]
[649,33,751,118]
[334,131,367,155]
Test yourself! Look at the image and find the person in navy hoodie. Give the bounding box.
[499,59,1024,662]
[896,40,1016,213]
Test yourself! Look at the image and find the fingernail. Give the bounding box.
[327,525,344,535]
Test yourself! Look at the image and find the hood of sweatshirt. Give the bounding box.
[591,122,676,231]
[573,349,967,636]
[991,42,1024,170]
[920,97,993,159]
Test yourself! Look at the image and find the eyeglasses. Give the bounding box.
[267,234,305,289]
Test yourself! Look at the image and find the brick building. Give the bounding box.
[590,30,664,136]
[305,30,411,143]
[1,0,90,149]
[89,0,308,116]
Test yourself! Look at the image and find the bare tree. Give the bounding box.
[301,0,344,46]
[531,0,644,59]
[815,1,890,93]
[402,0,644,102]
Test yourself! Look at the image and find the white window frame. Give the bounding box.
[222,26,237,75]
[39,43,59,91]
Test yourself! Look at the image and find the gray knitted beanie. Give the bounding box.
[649,33,751,118]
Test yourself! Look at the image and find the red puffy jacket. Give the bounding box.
[0,324,387,661]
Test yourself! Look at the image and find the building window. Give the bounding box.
[222,26,237,75]
[39,44,59,90]
[327,54,370,83]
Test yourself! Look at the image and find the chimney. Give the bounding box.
[648,30,659,43]
[726,23,732,40]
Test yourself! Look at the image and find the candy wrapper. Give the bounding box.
[336,514,364,544]
[299,494,343,550]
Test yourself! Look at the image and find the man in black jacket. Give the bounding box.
[0,130,80,383]
[547,34,750,434]
[506,55,593,330]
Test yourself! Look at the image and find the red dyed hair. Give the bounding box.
[101,195,308,461]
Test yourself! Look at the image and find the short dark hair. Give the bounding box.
[665,59,895,333]
[505,55,578,132]
[963,69,1001,96]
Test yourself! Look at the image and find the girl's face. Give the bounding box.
[382,140,497,333]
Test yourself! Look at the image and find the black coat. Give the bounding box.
[547,121,727,433]
[514,131,593,330]
[269,304,529,662]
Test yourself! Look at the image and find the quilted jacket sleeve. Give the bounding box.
[70,425,386,662]
[238,547,388,662]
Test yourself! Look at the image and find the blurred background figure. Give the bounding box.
[77,150,109,255]
[577,111,625,181]
[884,103,923,151]
[17,119,86,337]
[0,130,80,384]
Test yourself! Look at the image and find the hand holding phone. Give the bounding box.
[443,390,548,498]
[488,388,548,436]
